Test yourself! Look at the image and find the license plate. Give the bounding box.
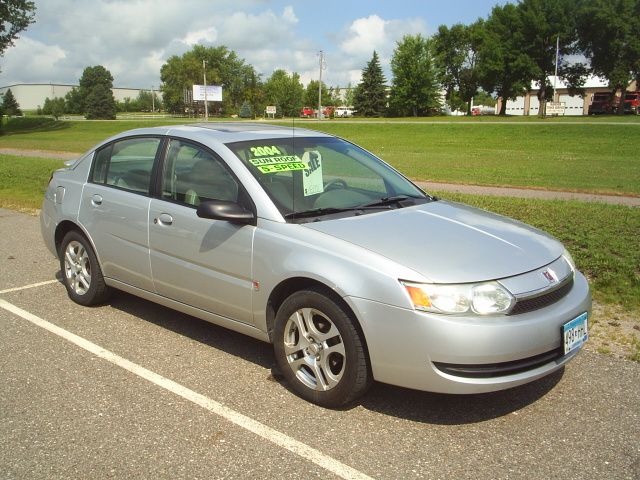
[563,312,588,355]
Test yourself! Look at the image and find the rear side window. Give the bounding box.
[91,137,161,194]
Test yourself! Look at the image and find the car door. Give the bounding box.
[78,136,161,292]
[148,138,255,325]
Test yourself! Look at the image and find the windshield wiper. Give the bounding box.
[359,195,416,208]
[284,205,390,220]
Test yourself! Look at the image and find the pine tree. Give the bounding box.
[2,88,22,116]
[239,101,252,118]
[78,66,117,119]
[353,51,387,117]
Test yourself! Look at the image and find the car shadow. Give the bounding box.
[105,290,274,370]
[100,288,564,425]
[358,368,564,424]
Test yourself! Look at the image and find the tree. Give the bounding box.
[2,88,21,116]
[0,0,36,66]
[42,97,65,119]
[263,69,304,117]
[64,87,84,114]
[160,45,257,115]
[239,101,252,118]
[304,80,336,109]
[576,0,640,115]
[517,0,578,117]
[434,20,485,115]
[389,34,441,116]
[353,51,387,117]
[79,66,117,119]
[478,3,535,115]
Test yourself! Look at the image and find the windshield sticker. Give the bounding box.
[257,162,306,174]
[302,151,324,196]
[250,153,307,174]
[250,145,282,157]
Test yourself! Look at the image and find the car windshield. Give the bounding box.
[226,136,429,221]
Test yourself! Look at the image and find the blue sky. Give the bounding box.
[1,0,507,89]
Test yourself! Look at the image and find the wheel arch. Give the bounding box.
[265,276,371,365]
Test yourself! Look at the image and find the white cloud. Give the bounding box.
[340,15,388,58]
[183,27,218,46]
[0,36,69,84]
[0,1,431,90]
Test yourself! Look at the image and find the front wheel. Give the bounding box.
[59,230,111,306]
[273,289,371,408]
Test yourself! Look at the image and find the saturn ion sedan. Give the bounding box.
[40,123,590,407]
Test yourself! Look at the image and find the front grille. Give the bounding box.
[508,277,574,315]
[433,348,563,378]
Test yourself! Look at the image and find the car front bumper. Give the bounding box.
[347,271,591,394]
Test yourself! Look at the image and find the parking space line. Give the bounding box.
[0,279,59,295]
[0,298,374,480]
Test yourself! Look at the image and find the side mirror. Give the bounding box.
[196,200,256,225]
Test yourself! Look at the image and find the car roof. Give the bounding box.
[107,122,333,145]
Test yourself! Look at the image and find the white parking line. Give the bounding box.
[0,279,59,294]
[0,298,374,480]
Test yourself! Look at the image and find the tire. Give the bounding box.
[59,230,111,306]
[273,288,372,408]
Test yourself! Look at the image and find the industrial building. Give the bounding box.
[0,83,158,111]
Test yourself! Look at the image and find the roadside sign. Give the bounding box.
[546,101,566,115]
[192,85,222,102]
[266,106,276,115]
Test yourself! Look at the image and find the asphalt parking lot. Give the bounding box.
[1,208,639,479]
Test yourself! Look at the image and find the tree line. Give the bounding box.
[7,0,639,119]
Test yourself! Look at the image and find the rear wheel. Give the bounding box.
[273,289,371,408]
[60,231,111,306]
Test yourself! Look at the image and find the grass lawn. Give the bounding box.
[0,154,65,211]
[1,116,639,195]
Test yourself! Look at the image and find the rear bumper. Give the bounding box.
[347,271,591,394]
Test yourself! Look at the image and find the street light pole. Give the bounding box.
[318,50,324,120]
[203,59,208,121]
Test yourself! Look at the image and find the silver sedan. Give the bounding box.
[41,123,591,407]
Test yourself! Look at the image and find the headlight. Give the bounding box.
[401,281,515,315]
[562,248,576,271]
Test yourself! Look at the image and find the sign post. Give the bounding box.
[265,105,276,119]
[546,101,566,115]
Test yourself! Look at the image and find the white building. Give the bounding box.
[501,76,637,116]
[0,83,159,111]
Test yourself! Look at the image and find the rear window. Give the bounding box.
[91,137,160,194]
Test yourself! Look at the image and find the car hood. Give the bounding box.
[303,201,563,283]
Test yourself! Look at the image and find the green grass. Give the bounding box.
[0,154,65,210]
[433,191,640,312]
[303,122,640,195]
[1,117,638,195]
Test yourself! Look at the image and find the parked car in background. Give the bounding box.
[41,123,590,407]
[334,106,355,117]
[300,106,314,118]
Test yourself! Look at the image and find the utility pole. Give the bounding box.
[151,85,155,113]
[203,59,208,121]
[553,35,559,103]
[318,50,324,120]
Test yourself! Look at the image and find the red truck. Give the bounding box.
[588,92,614,115]
[623,92,640,114]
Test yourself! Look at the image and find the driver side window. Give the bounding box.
[162,140,239,206]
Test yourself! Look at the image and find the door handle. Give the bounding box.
[155,213,173,226]
[91,194,103,206]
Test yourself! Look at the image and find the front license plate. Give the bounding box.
[563,312,589,355]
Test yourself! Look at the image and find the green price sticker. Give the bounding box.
[257,162,307,174]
